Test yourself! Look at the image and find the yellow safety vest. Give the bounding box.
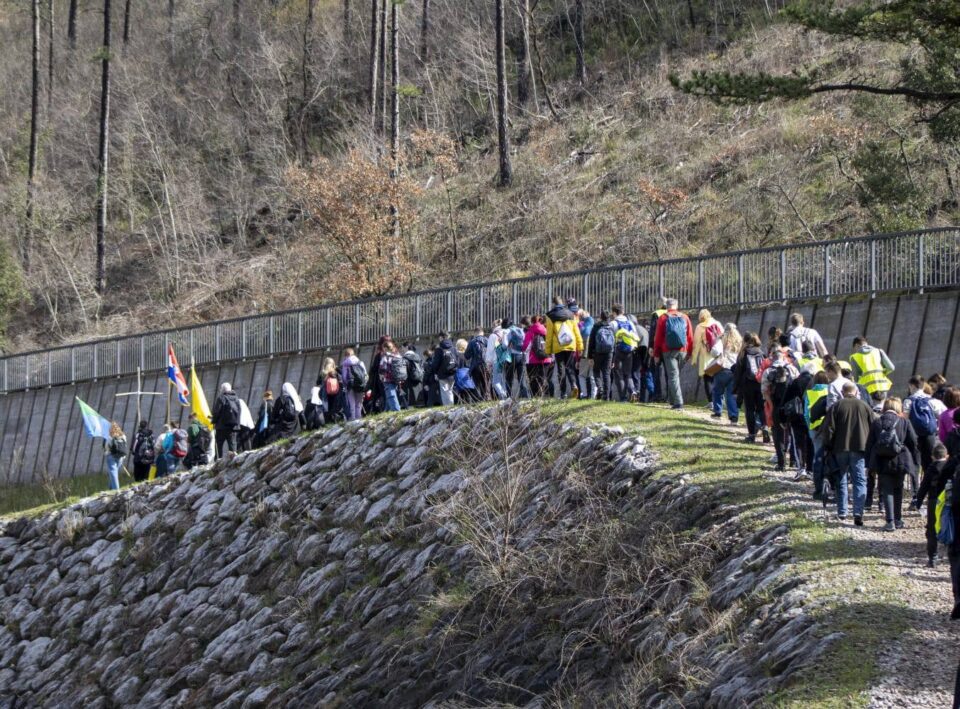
[850,349,891,394]
[805,387,828,429]
[798,355,823,373]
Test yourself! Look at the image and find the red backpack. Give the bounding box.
[172,429,189,458]
[326,375,340,396]
[704,322,723,351]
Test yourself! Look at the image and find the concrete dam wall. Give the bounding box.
[1,290,958,484]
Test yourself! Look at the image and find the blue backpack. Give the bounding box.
[665,314,688,350]
[593,324,615,354]
[455,367,476,391]
[466,336,486,365]
[508,326,525,354]
[909,396,939,437]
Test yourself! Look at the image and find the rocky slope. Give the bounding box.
[0,404,833,707]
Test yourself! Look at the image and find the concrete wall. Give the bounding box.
[2,291,959,484]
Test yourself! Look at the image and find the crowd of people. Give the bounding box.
[96,296,960,618]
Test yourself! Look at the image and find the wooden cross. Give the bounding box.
[115,366,164,433]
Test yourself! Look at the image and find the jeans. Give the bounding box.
[107,454,122,491]
[833,451,867,517]
[663,351,685,407]
[810,429,825,495]
[742,383,763,438]
[345,390,364,420]
[711,369,738,420]
[613,351,634,402]
[215,429,237,459]
[579,357,595,399]
[384,383,401,412]
[593,353,612,400]
[554,351,578,398]
[438,377,455,406]
[651,360,665,402]
[156,452,177,478]
[879,473,904,523]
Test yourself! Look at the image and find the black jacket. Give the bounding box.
[212,391,241,431]
[734,346,764,392]
[272,395,301,438]
[917,460,949,508]
[432,339,457,378]
[546,305,575,324]
[866,412,921,477]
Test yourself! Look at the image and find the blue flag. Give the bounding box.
[76,397,112,440]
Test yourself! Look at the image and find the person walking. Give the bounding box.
[611,304,639,402]
[432,332,458,406]
[653,298,694,410]
[105,422,127,491]
[849,336,895,403]
[734,332,768,443]
[401,344,423,408]
[523,315,553,398]
[589,311,616,401]
[465,328,490,400]
[904,375,945,491]
[710,323,741,424]
[916,442,949,567]
[787,313,828,357]
[183,413,211,470]
[211,382,241,459]
[821,382,877,524]
[237,398,255,451]
[272,382,304,438]
[254,390,275,447]
[131,420,155,482]
[762,349,802,473]
[649,300,669,402]
[940,388,960,443]
[805,371,831,499]
[577,308,596,399]
[379,341,405,412]
[866,397,921,531]
[628,315,650,401]
[693,309,723,403]
[503,318,528,398]
[545,296,583,400]
[341,349,367,421]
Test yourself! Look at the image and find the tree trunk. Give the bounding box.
[46,0,54,112]
[167,0,175,59]
[574,0,586,85]
[343,0,351,45]
[67,0,78,49]
[419,0,430,65]
[390,0,400,247]
[378,0,387,136]
[25,0,41,272]
[95,0,113,295]
[301,0,316,163]
[687,0,696,29]
[495,0,512,187]
[367,0,379,125]
[232,0,242,43]
[123,0,132,45]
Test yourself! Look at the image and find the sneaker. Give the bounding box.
[769,453,779,464]
[743,435,756,444]
[853,516,863,527]
[671,405,684,410]
[882,521,896,532]
[951,603,960,621]
[928,557,937,568]
[710,413,722,419]
[729,419,739,426]
[837,514,847,522]
[895,520,905,530]
[761,429,771,444]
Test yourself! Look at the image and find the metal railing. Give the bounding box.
[3,227,959,394]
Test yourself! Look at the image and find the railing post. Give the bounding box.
[47,352,52,386]
[780,250,787,301]
[215,325,221,363]
[918,234,925,293]
[269,316,276,353]
[824,244,831,301]
[512,283,518,324]
[478,286,485,329]
[71,348,76,383]
[737,255,745,304]
[446,291,453,332]
[385,300,391,337]
[415,296,422,340]
[697,260,705,308]
[547,277,553,306]
[325,309,332,347]
[189,330,195,366]
[870,240,877,296]
[93,344,98,381]
[620,268,627,305]
[658,264,664,299]
[582,273,589,310]
[116,340,121,376]
[298,312,304,351]
[241,322,247,359]
[2,359,6,393]
[354,304,361,344]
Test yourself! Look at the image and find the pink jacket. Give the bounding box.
[522,322,553,365]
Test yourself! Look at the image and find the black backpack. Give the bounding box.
[593,324,615,355]
[349,361,369,392]
[403,352,424,384]
[219,394,241,428]
[279,396,298,423]
[875,418,903,459]
[533,334,548,360]
[134,432,156,464]
[109,436,128,458]
[195,427,212,452]
[745,352,763,380]
[466,337,486,365]
[390,354,408,383]
[438,348,457,378]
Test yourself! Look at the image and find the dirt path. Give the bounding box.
[684,405,959,708]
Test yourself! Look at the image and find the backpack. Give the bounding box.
[745,352,763,380]
[533,333,548,360]
[614,321,639,353]
[134,432,156,464]
[109,436,128,458]
[389,354,408,384]
[349,361,369,392]
[455,367,476,391]
[194,427,212,453]
[508,326,525,354]
[466,337,486,365]
[665,314,688,350]
[217,394,240,428]
[556,320,575,347]
[495,338,513,366]
[875,417,903,459]
[909,396,939,437]
[326,374,341,396]
[703,322,723,351]
[937,481,954,545]
[769,366,798,420]
[172,429,189,459]
[278,396,298,423]
[403,352,424,384]
[437,348,458,378]
[593,324,615,355]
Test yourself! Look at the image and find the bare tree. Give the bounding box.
[574,0,586,85]
[301,0,317,162]
[123,0,132,45]
[95,0,113,295]
[390,0,400,244]
[232,0,242,43]
[368,0,379,125]
[419,0,430,64]
[167,0,175,59]
[378,0,387,136]
[495,0,512,187]
[25,0,41,272]
[343,0,352,45]
[67,0,78,49]
[46,0,54,112]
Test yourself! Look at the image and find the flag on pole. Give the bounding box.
[76,397,112,439]
[190,366,212,429]
[167,344,190,406]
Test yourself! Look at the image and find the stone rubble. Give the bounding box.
[0,403,828,707]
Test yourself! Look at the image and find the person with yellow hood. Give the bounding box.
[693,309,723,401]
[545,295,584,400]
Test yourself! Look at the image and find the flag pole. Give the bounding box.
[166,378,172,425]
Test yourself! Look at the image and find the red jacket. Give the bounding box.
[653,310,694,358]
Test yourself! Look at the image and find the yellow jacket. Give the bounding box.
[545,308,584,355]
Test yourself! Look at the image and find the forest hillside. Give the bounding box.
[0,0,957,352]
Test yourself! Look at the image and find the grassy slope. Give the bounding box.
[546,400,905,708]
[0,471,138,520]
[2,402,912,706]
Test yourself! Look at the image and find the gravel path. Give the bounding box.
[684,405,959,708]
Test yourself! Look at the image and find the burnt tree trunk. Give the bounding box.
[95,0,113,295]
[574,0,586,85]
[25,0,41,272]
[495,0,512,187]
[67,0,78,49]
[123,0,132,44]
[419,0,429,64]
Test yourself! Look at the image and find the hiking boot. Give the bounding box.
[729,418,739,426]
[836,514,847,522]
[928,557,937,568]
[743,435,756,444]
[671,405,683,411]
[853,516,863,527]
[882,521,896,532]
[895,520,905,530]
[951,603,960,621]
[710,413,722,419]
[761,429,772,444]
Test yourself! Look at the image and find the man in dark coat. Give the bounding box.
[211,382,241,459]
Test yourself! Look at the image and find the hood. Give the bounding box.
[282,382,304,412]
[439,339,454,350]
[547,305,575,321]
